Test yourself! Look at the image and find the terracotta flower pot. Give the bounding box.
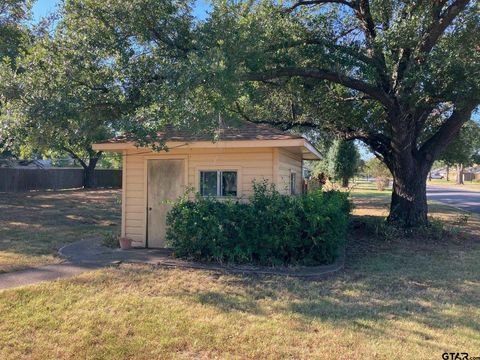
[119,237,132,250]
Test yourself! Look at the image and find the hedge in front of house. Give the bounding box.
[165,182,351,266]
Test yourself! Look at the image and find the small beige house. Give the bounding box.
[93,122,321,248]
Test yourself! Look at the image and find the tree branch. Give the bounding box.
[356,0,376,39]
[62,147,87,169]
[393,1,468,89]
[416,0,470,59]
[419,101,478,161]
[267,38,380,71]
[284,0,392,94]
[244,67,394,110]
[338,127,392,163]
[230,102,318,130]
[285,0,353,13]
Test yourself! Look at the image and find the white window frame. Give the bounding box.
[199,169,239,197]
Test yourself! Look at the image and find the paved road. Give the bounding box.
[427,186,480,214]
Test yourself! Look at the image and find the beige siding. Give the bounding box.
[277,148,303,195]
[122,147,275,246]
[123,151,147,246]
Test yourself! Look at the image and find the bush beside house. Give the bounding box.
[166,182,351,266]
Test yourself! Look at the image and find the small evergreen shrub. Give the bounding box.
[102,231,119,248]
[166,182,351,266]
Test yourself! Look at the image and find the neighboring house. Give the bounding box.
[433,165,480,182]
[0,159,49,168]
[93,122,321,248]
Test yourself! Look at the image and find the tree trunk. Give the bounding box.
[82,153,101,188]
[387,154,430,228]
[456,163,464,185]
[342,176,349,187]
[446,165,449,181]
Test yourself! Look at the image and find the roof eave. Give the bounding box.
[93,138,322,159]
[302,141,322,160]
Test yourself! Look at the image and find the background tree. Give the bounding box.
[3,0,200,186]
[189,0,480,227]
[327,139,360,187]
[437,120,480,184]
[0,0,31,157]
[55,0,199,148]
[365,157,391,190]
[0,0,31,63]
[1,23,122,187]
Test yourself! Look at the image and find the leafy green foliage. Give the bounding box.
[326,140,360,186]
[365,158,391,179]
[365,158,391,190]
[102,231,120,248]
[0,0,31,156]
[438,120,480,167]
[166,182,351,266]
[1,30,120,157]
[0,0,31,63]
[0,2,126,184]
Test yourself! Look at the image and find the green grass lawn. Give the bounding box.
[0,189,479,359]
[428,178,480,190]
[350,177,480,192]
[0,190,121,272]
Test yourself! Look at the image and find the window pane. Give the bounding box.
[221,171,237,196]
[200,171,217,196]
[290,173,297,195]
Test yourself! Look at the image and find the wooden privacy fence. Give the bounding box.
[464,172,480,181]
[0,168,122,192]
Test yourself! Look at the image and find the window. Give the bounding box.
[200,171,238,197]
[290,172,297,195]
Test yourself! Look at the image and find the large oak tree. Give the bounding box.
[194,0,480,227]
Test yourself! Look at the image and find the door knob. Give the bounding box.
[148,207,152,211]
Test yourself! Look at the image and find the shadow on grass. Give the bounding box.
[195,291,265,315]
[0,190,121,270]
[182,206,480,339]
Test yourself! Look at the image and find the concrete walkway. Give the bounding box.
[0,239,174,290]
[0,239,345,290]
[0,262,104,290]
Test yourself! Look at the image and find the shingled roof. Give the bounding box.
[98,121,303,144]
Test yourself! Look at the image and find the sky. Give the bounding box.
[31,0,58,21]
[32,0,211,21]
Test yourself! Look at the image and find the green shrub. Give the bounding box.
[102,231,119,248]
[166,181,351,266]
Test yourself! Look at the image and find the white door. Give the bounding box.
[147,159,184,248]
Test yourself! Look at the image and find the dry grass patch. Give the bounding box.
[0,190,120,272]
[0,189,478,359]
[0,249,479,360]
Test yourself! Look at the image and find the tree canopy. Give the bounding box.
[1,0,479,224]
[0,0,31,63]
[0,1,123,186]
